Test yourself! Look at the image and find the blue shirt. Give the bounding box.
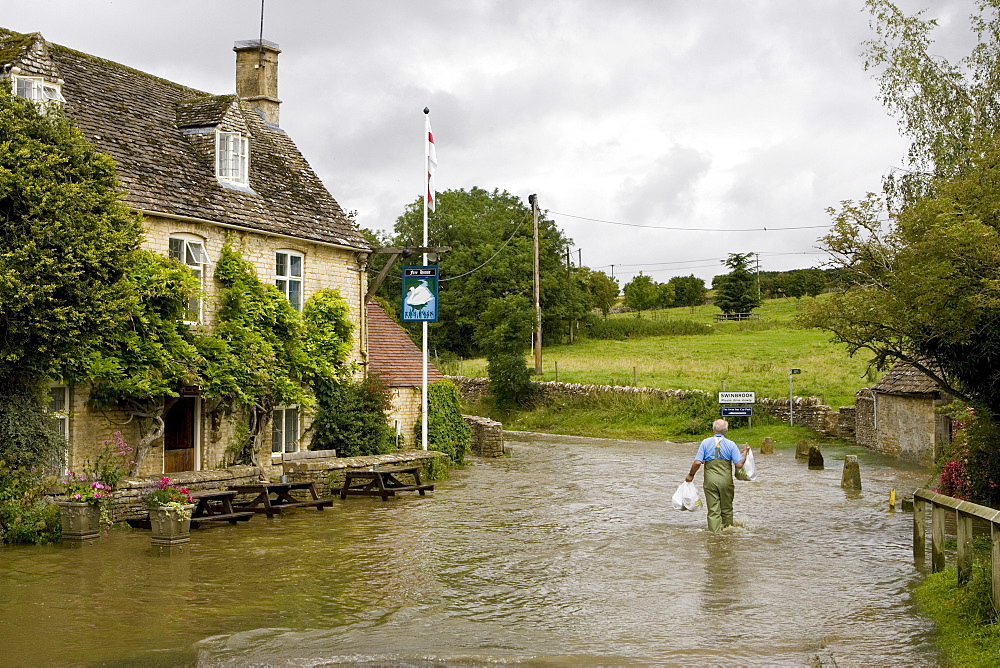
[695,434,742,463]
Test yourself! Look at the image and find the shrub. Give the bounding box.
[583,317,712,340]
[416,380,471,464]
[0,464,61,545]
[310,375,395,457]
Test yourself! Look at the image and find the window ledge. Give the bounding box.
[217,179,256,195]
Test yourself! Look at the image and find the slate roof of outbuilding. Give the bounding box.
[367,302,443,387]
[0,28,368,250]
[872,362,942,396]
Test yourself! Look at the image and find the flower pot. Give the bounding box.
[148,504,195,546]
[56,501,102,541]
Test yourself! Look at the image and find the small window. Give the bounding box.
[13,76,64,106]
[275,251,303,311]
[272,406,299,457]
[169,236,208,323]
[216,131,249,185]
[47,385,69,442]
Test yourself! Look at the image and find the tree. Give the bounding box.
[804,1,1000,502]
[656,281,676,310]
[712,253,761,314]
[668,275,707,308]
[623,273,658,317]
[582,269,619,317]
[380,187,588,356]
[476,295,537,409]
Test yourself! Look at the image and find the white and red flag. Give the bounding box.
[426,118,437,212]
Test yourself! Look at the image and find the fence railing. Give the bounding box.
[912,489,1000,610]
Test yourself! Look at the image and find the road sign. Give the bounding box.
[721,406,753,417]
[718,391,755,404]
[790,368,801,374]
[401,266,439,322]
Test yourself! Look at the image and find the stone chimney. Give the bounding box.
[234,39,281,125]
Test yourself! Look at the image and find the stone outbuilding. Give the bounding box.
[854,362,952,466]
[0,27,402,474]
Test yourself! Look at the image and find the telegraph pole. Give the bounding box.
[530,194,542,375]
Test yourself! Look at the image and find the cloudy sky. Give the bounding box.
[4,1,974,285]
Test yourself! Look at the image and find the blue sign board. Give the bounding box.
[401,266,439,322]
[721,406,753,417]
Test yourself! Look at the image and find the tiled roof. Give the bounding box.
[872,362,942,396]
[0,28,368,250]
[367,302,443,387]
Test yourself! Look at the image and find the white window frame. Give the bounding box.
[12,75,64,106]
[275,250,304,311]
[168,234,209,324]
[216,131,249,186]
[271,406,300,459]
[47,385,70,474]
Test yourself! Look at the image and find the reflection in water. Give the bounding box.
[0,433,939,666]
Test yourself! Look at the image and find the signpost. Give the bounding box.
[718,391,755,427]
[401,266,439,323]
[789,368,801,426]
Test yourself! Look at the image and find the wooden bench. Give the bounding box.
[189,490,254,529]
[229,481,334,517]
[340,466,434,501]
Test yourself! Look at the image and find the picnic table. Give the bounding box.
[339,465,434,501]
[228,481,334,517]
[189,489,254,529]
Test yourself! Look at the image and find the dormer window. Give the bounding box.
[216,131,249,185]
[11,75,64,106]
[169,235,209,323]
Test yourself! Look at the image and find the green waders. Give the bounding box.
[703,440,735,532]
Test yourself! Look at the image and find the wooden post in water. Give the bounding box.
[913,498,925,562]
[957,509,973,585]
[932,504,946,573]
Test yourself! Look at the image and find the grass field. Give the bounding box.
[444,296,880,408]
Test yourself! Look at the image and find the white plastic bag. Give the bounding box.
[735,447,757,482]
[671,480,702,511]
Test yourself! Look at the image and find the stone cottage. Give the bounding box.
[854,362,952,466]
[366,302,444,448]
[0,28,389,474]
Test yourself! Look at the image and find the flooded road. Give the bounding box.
[1,433,939,666]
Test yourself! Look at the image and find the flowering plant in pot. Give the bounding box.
[143,477,195,546]
[57,474,112,541]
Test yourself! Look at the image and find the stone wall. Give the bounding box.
[446,375,710,403]
[756,397,837,436]
[837,406,857,441]
[108,465,261,522]
[465,415,505,457]
[387,386,422,450]
[280,450,449,496]
[854,390,876,450]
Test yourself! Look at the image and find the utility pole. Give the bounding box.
[530,194,542,375]
[755,252,761,302]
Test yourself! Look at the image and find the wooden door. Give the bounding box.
[163,397,197,473]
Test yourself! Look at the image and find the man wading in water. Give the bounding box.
[685,419,750,532]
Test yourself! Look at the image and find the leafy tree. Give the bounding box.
[0,89,142,387]
[382,187,587,356]
[668,275,707,308]
[623,273,658,317]
[583,269,620,317]
[476,295,538,409]
[712,253,761,314]
[656,281,676,310]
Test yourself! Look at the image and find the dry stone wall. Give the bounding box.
[464,416,505,457]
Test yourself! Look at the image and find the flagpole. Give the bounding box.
[421,107,430,451]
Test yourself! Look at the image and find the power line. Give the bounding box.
[549,210,830,232]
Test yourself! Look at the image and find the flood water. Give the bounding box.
[1,433,940,666]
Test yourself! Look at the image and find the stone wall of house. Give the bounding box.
[875,394,943,466]
[465,415,505,457]
[837,406,857,441]
[387,386,422,450]
[64,214,371,477]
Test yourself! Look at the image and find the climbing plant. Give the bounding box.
[310,374,394,457]
[416,380,471,464]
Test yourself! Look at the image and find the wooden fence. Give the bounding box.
[912,489,1000,610]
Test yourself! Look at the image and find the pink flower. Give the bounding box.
[73,493,81,500]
